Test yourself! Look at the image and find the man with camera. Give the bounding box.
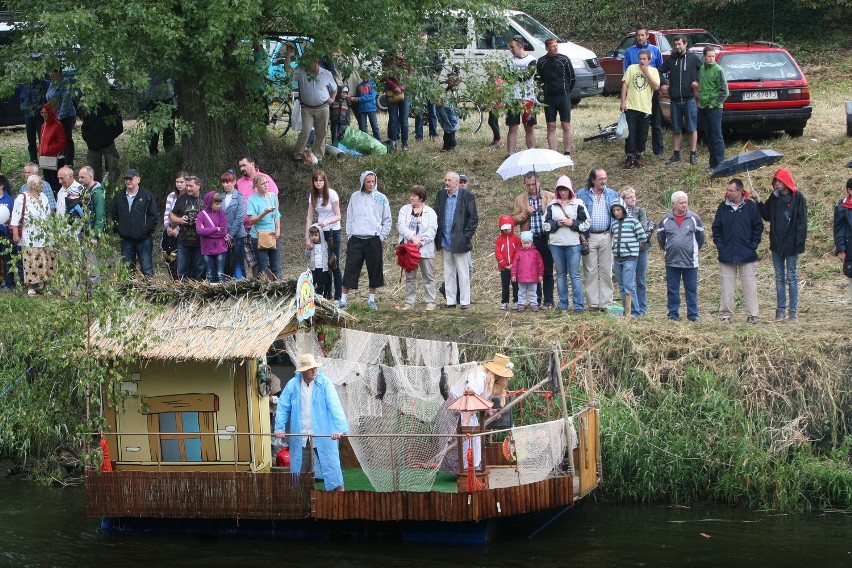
[169,175,206,279]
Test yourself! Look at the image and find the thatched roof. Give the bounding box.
[90,278,353,363]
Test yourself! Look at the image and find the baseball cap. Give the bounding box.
[458,174,468,183]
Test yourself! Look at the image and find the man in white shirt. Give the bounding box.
[55,166,84,217]
[506,36,538,155]
[288,51,338,164]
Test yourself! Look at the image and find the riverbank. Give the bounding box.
[1,51,850,510]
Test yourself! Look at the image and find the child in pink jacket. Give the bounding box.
[511,231,544,312]
[196,191,230,283]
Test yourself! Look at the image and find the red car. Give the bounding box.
[661,43,813,137]
[600,28,721,94]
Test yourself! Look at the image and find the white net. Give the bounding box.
[510,418,571,485]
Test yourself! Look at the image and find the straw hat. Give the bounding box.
[295,353,323,373]
[483,353,514,378]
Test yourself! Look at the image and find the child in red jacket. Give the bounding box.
[511,231,544,312]
[495,214,520,310]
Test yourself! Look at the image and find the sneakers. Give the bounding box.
[689,152,698,165]
[542,302,554,310]
[665,153,681,164]
[425,303,436,311]
[500,303,509,310]
[336,300,347,309]
[489,139,504,147]
[367,300,378,310]
[530,305,540,312]
[720,315,732,324]
[633,157,645,168]
[747,316,759,325]
[787,309,798,322]
[622,157,636,170]
[515,304,525,312]
[27,288,37,296]
[774,308,786,322]
[395,304,413,311]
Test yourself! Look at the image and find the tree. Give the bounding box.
[0,0,504,174]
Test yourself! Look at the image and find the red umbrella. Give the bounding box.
[395,243,421,272]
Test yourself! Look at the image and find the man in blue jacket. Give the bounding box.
[623,26,664,157]
[274,353,350,492]
[712,178,764,324]
[577,167,619,311]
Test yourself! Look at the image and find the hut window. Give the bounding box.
[144,394,219,462]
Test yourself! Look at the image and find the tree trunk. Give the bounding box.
[176,78,251,177]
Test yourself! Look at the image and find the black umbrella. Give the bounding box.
[710,149,784,179]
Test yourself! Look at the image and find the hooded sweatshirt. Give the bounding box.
[345,171,392,240]
[38,103,66,158]
[195,191,229,256]
[609,198,647,259]
[758,168,807,256]
[660,49,702,102]
[306,223,329,270]
[544,182,591,247]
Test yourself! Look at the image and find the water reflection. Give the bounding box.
[1,479,849,566]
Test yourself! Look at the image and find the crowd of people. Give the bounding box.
[1,154,851,318]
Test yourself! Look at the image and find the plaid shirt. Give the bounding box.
[528,195,543,236]
[588,192,610,232]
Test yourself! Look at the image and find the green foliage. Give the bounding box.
[0,211,144,479]
[598,367,852,510]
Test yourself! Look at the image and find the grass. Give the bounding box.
[1,54,850,509]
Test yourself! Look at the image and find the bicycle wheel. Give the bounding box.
[583,131,615,142]
[455,97,483,134]
[268,98,292,138]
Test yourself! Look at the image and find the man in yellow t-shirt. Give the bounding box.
[620,50,660,170]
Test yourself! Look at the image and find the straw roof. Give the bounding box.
[90,278,353,364]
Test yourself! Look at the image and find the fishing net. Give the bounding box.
[509,418,574,485]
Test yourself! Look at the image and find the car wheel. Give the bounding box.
[785,127,804,138]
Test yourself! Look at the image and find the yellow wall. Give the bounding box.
[114,360,269,467]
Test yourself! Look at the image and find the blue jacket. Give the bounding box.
[0,191,14,237]
[45,76,77,120]
[712,198,763,264]
[274,371,350,491]
[219,190,247,239]
[834,200,852,256]
[576,186,619,231]
[623,42,664,72]
[353,80,378,113]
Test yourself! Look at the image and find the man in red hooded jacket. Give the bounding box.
[753,168,807,322]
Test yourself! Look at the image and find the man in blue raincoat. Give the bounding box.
[274,353,350,491]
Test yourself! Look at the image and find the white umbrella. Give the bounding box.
[496,148,575,180]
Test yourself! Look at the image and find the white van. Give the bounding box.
[448,10,604,104]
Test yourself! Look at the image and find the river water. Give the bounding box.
[1,478,849,567]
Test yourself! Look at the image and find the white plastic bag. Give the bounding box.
[615,112,629,141]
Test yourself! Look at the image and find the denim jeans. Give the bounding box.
[119,237,154,276]
[550,244,584,311]
[614,257,638,315]
[357,112,381,140]
[324,229,343,300]
[387,99,411,145]
[633,248,649,316]
[699,106,725,168]
[771,252,798,311]
[205,253,226,283]
[414,103,438,140]
[252,237,281,279]
[665,265,699,320]
[176,243,205,280]
[226,236,245,279]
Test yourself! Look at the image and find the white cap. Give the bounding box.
[500,223,512,231]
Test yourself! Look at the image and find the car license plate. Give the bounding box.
[598,80,604,88]
[743,91,778,101]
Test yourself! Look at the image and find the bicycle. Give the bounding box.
[583,122,618,142]
[267,96,293,138]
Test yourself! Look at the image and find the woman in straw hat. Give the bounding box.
[445,353,515,472]
[273,353,350,491]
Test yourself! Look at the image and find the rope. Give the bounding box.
[0,367,32,400]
